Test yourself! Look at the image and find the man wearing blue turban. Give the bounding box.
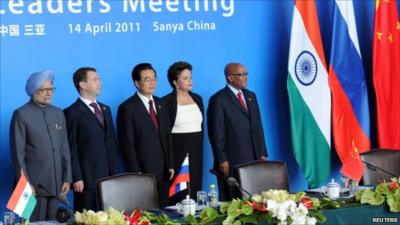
[10,70,72,221]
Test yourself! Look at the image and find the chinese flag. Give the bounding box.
[373,0,400,149]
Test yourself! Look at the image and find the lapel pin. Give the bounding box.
[248,97,252,101]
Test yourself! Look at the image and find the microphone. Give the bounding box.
[58,194,69,205]
[209,169,252,198]
[37,184,70,205]
[226,177,252,199]
[209,168,224,179]
[37,184,73,223]
[361,160,398,178]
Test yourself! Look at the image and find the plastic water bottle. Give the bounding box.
[208,184,218,207]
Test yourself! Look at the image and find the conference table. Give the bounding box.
[320,203,399,225]
[163,201,399,225]
[28,203,399,225]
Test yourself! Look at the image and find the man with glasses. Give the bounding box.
[207,63,268,201]
[10,70,72,221]
[64,67,119,211]
[117,63,174,207]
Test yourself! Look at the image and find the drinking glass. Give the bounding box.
[340,175,350,189]
[350,180,359,195]
[197,191,207,208]
[4,212,15,225]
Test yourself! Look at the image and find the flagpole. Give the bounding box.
[187,153,191,199]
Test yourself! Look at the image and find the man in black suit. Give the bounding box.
[207,63,268,201]
[117,63,174,207]
[64,67,119,211]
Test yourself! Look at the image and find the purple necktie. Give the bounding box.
[90,102,104,127]
[148,100,159,129]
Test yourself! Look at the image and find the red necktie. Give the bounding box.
[237,92,248,112]
[90,102,104,127]
[148,100,159,129]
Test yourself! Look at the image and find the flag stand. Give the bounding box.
[169,153,191,199]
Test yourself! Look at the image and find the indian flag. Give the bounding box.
[7,173,37,220]
[287,0,331,188]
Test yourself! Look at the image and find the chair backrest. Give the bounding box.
[235,160,289,196]
[97,173,159,213]
[360,149,400,185]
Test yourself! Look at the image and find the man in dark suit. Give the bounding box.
[117,63,174,207]
[64,67,119,211]
[207,63,268,201]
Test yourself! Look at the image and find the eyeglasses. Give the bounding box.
[141,77,157,83]
[230,72,248,77]
[38,87,56,94]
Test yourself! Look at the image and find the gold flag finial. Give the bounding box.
[351,138,360,159]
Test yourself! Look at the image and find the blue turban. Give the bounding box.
[25,70,54,96]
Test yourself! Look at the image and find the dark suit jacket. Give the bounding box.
[161,90,204,132]
[117,93,173,181]
[207,86,267,173]
[64,99,119,190]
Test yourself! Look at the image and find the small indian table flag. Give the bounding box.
[7,172,37,220]
[169,155,190,197]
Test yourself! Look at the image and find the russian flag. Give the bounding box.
[7,172,37,220]
[329,0,371,181]
[169,156,190,197]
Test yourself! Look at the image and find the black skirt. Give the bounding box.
[169,131,203,204]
